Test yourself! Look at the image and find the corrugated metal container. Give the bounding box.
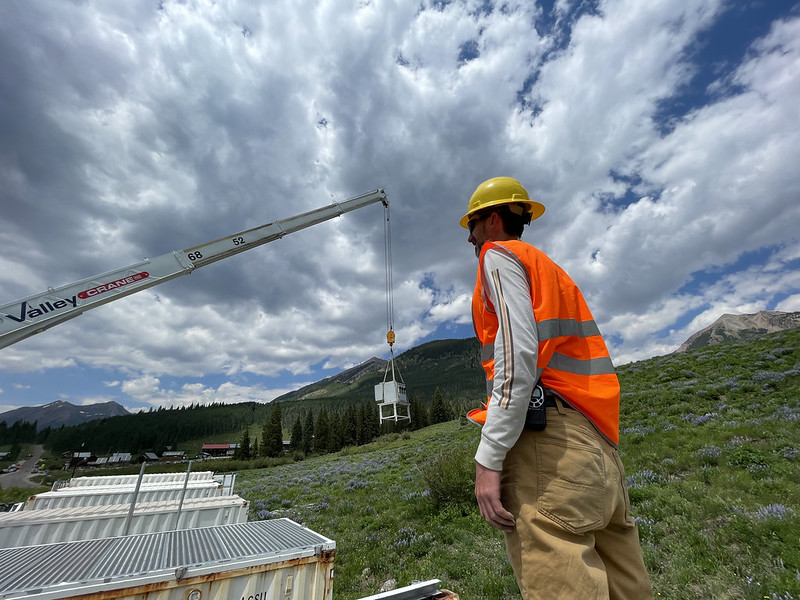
[0,495,249,548]
[26,481,222,510]
[0,519,335,600]
[56,471,217,489]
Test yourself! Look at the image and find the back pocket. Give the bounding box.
[535,438,605,534]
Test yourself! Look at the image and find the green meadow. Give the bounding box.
[1,329,797,599]
[234,329,800,599]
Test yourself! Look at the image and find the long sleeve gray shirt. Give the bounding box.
[475,245,541,472]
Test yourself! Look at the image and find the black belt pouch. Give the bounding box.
[524,382,547,431]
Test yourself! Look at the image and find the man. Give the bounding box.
[463,177,652,599]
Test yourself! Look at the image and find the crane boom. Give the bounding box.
[0,189,388,350]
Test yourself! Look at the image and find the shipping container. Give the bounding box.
[0,519,335,600]
[0,495,249,548]
[54,471,217,490]
[52,472,238,496]
[26,481,222,510]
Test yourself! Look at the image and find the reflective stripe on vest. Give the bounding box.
[472,240,620,445]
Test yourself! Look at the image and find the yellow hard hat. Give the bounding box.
[459,177,545,228]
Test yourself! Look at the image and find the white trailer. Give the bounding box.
[26,480,222,510]
[53,471,217,490]
[0,519,336,600]
[0,495,249,548]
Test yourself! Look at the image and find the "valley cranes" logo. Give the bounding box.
[3,272,150,323]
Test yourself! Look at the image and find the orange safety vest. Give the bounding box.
[472,240,620,445]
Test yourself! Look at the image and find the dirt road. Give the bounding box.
[0,444,44,488]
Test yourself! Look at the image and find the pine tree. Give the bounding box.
[260,421,269,457]
[368,402,380,440]
[342,404,358,447]
[314,408,330,454]
[235,429,251,460]
[357,402,379,444]
[302,410,314,454]
[430,387,451,424]
[408,394,429,430]
[356,403,369,445]
[327,412,342,453]
[290,417,303,451]
[264,403,284,457]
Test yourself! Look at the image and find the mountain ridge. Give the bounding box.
[676,310,800,353]
[275,356,388,402]
[0,400,129,431]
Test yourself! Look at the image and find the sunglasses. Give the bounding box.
[468,212,491,233]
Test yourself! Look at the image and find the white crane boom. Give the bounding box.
[0,189,388,350]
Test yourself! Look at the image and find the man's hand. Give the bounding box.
[475,462,516,531]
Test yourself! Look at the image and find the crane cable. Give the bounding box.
[384,202,394,344]
[382,202,403,386]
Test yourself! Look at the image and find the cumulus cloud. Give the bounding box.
[118,374,295,411]
[0,0,798,410]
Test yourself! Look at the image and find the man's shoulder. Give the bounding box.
[484,241,569,279]
[488,240,550,260]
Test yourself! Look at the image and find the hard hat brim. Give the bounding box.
[459,199,545,229]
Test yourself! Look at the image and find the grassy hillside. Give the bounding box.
[232,328,800,599]
[272,337,484,429]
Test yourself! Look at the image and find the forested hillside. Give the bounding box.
[35,402,271,455]
[274,337,484,423]
[0,338,485,456]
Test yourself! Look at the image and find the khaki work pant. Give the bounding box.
[501,400,653,599]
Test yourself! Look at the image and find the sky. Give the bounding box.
[1,0,799,415]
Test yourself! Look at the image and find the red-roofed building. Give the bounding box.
[201,443,239,458]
